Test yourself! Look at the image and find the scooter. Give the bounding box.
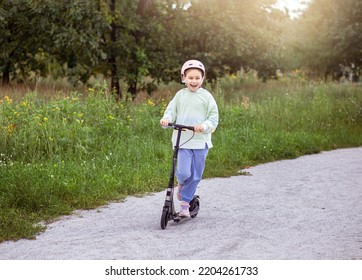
[160,123,200,230]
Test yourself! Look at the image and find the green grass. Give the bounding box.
[1,78,362,242]
[208,80,362,176]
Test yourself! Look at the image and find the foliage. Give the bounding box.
[40,0,109,84]
[0,0,108,85]
[1,79,362,241]
[175,0,281,81]
[1,0,361,95]
[0,0,285,96]
[0,0,45,83]
[98,0,184,97]
[289,0,362,79]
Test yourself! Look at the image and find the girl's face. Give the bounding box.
[183,68,204,92]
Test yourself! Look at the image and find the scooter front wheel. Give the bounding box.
[160,207,170,229]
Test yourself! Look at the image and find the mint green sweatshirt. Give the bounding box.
[162,87,219,149]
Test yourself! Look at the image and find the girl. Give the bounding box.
[160,60,219,217]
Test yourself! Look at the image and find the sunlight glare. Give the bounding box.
[274,0,312,18]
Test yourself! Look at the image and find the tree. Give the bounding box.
[97,0,284,98]
[98,0,158,99]
[39,0,108,84]
[0,0,108,86]
[105,0,121,98]
[98,0,189,98]
[331,0,362,80]
[0,0,44,85]
[291,0,362,79]
[0,0,286,94]
[171,0,282,81]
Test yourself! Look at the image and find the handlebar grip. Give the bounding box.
[168,123,195,131]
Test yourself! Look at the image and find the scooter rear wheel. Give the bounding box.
[189,196,200,218]
[160,207,169,229]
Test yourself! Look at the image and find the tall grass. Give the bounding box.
[1,77,362,241]
[208,80,362,176]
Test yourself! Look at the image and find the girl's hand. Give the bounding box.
[194,125,204,132]
[160,119,169,127]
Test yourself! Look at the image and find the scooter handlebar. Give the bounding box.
[168,123,195,131]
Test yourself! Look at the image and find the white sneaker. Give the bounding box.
[179,201,190,217]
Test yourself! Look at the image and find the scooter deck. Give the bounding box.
[172,207,199,223]
[173,213,190,223]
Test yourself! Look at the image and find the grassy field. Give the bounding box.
[1,75,362,242]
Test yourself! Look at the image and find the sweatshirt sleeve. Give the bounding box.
[202,96,219,134]
[162,94,178,122]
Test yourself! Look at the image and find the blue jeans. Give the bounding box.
[176,146,209,203]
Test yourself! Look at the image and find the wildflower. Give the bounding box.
[73,112,83,118]
[43,117,48,122]
[7,124,16,134]
[4,95,13,104]
[21,101,28,107]
[107,115,114,120]
[147,99,155,107]
[159,98,167,115]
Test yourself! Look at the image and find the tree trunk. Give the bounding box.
[127,80,137,99]
[109,0,121,100]
[124,0,153,99]
[2,62,11,86]
[137,0,152,15]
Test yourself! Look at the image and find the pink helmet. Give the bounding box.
[180,60,205,81]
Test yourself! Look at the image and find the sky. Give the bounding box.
[274,0,312,18]
[181,1,313,18]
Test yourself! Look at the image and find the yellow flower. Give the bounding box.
[147,99,155,107]
[4,96,13,104]
[7,124,16,134]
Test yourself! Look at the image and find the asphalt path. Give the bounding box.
[0,147,361,260]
